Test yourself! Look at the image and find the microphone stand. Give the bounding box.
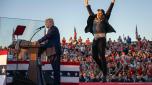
[29,29,41,42]
[30,25,45,41]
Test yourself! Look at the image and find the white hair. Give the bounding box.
[45,18,54,25]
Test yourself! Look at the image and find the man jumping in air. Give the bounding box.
[84,0,116,82]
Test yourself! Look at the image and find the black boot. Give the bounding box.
[102,76,107,82]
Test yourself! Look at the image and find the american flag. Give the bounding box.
[7,61,80,85]
[74,27,77,40]
[0,50,8,85]
[135,25,139,40]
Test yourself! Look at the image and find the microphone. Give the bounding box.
[30,26,45,41]
[36,26,45,30]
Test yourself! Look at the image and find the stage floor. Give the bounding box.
[61,82,152,85]
[79,82,152,85]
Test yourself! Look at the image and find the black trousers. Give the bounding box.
[38,47,61,85]
[92,37,107,76]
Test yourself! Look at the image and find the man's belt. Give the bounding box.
[94,33,106,40]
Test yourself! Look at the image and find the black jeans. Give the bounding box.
[92,37,107,76]
[51,55,60,85]
[38,47,61,85]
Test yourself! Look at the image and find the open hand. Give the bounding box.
[111,0,115,3]
[84,0,89,6]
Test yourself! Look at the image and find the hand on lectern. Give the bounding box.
[32,41,39,46]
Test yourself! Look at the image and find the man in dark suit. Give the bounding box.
[35,18,61,85]
[84,0,116,82]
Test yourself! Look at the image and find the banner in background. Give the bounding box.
[0,50,8,85]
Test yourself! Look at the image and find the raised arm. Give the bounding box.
[106,0,115,20]
[84,0,94,16]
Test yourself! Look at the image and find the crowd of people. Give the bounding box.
[1,35,152,82]
[61,36,152,82]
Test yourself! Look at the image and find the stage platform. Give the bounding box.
[61,82,152,85]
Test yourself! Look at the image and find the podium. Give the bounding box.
[19,41,45,84]
[9,25,45,84]
[27,46,39,84]
[9,40,45,85]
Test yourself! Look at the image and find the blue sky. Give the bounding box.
[0,0,152,47]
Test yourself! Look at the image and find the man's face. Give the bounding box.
[97,10,104,20]
[45,19,53,28]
